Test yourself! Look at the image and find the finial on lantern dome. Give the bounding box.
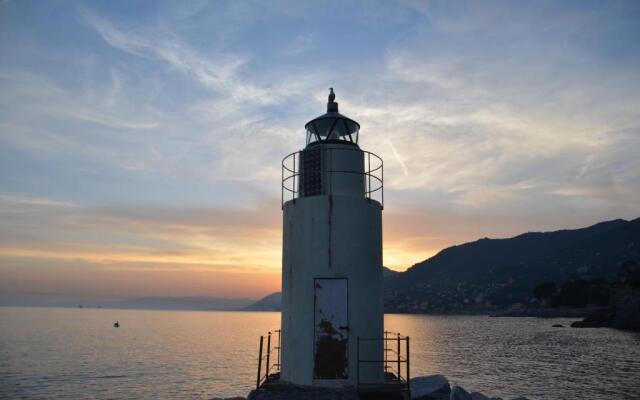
[327,87,338,112]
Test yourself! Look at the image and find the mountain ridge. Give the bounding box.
[385,217,639,313]
[243,292,281,311]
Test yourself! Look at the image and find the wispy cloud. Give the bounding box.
[0,195,282,270]
[280,33,316,56]
[0,193,283,295]
[385,139,409,177]
[83,11,273,105]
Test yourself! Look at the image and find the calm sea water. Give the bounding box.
[1,307,639,399]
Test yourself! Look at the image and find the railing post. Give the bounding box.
[406,336,411,390]
[257,335,264,390]
[383,331,388,373]
[266,332,271,380]
[397,333,401,382]
[356,336,360,387]
[367,152,371,198]
[381,157,384,209]
[277,329,281,370]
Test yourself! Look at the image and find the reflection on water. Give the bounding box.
[1,308,639,399]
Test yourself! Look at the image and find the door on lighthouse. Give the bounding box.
[314,278,348,379]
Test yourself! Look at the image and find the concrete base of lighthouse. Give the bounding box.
[280,194,384,387]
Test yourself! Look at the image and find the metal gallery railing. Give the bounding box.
[281,147,383,209]
[357,331,410,391]
[256,329,281,390]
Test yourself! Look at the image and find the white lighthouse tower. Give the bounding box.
[280,89,384,387]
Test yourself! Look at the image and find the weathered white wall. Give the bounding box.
[280,194,383,387]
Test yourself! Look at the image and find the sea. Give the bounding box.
[1,307,639,399]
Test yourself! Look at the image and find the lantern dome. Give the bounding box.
[304,89,360,147]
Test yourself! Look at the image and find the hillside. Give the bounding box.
[243,292,282,311]
[384,218,640,313]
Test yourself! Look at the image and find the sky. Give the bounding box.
[1,1,639,300]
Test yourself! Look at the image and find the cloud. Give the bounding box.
[333,2,640,218]
[0,255,281,298]
[83,11,273,105]
[0,195,282,271]
[280,33,316,56]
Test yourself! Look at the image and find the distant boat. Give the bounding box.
[113,321,120,328]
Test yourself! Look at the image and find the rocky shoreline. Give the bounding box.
[410,375,528,400]
[570,289,640,331]
[488,306,601,318]
[211,375,529,400]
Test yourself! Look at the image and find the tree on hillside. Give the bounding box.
[533,281,557,300]
[619,260,640,289]
[551,279,610,308]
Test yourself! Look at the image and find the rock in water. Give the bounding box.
[570,307,613,328]
[211,398,245,400]
[450,385,472,400]
[411,374,451,399]
[247,382,358,400]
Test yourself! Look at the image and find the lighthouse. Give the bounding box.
[279,89,384,387]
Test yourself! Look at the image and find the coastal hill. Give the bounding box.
[243,292,281,311]
[385,218,640,313]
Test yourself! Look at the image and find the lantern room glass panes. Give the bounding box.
[305,116,359,146]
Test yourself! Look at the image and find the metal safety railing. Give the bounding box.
[256,329,281,390]
[281,147,383,209]
[357,331,410,392]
